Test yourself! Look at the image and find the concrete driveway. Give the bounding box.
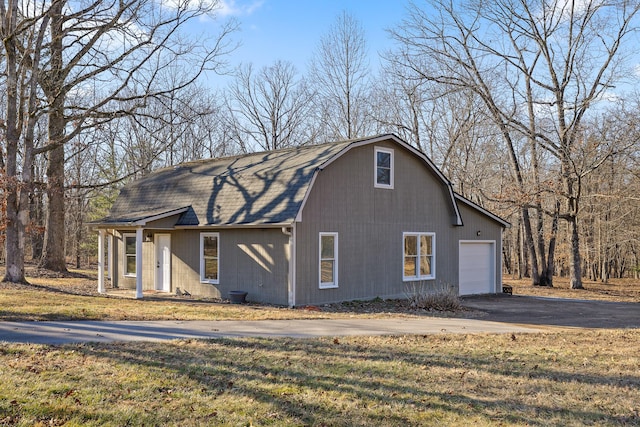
[0,317,541,345]
[462,294,640,329]
[1,295,637,344]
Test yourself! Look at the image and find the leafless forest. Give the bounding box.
[1,0,639,287]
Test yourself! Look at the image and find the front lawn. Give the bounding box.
[2,267,640,425]
[1,331,639,426]
[2,266,639,321]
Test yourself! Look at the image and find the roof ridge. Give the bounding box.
[153,134,395,173]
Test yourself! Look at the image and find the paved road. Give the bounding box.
[0,317,541,345]
[2,295,638,345]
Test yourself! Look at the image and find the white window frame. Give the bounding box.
[374,147,394,189]
[200,232,220,284]
[403,232,436,281]
[123,233,137,277]
[319,232,338,289]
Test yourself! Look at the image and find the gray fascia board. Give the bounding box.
[88,206,190,229]
[174,222,294,230]
[454,193,511,228]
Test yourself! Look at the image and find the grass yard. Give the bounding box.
[506,276,640,302]
[1,331,639,426]
[3,266,640,322]
[2,267,640,425]
[0,266,435,321]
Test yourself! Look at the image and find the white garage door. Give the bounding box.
[459,242,495,295]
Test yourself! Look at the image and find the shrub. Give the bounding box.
[404,281,461,312]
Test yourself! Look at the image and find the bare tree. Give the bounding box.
[309,10,371,140]
[0,0,49,282]
[369,59,430,151]
[578,101,640,280]
[0,0,236,279]
[34,0,237,272]
[225,60,315,152]
[391,0,640,288]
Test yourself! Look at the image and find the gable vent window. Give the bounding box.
[375,147,394,189]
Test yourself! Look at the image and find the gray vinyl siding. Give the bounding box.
[170,230,203,295]
[146,214,183,229]
[102,136,504,305]
[295,142,462,306]
[217,228,289,305]
[113,230,154,290]
[111,228,290,304]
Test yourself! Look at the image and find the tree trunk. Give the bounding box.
[4,178,27,283]
[3,106,27,283]
[540,202,560,287]
[569,215,583,289]
[40,2,68,272]
[521,207,540,285]
[2,0,27,283]
[29,185,44,260]
[40,143,67,272]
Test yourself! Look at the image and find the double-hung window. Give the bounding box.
[200,232,219,284]
[403,232,435,281]
[123,233,137,277]
[375,147,394,188]
[319,232,338,288]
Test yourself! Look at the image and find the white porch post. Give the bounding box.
[135,227,143,299]
[107,232,113,280]
[97,229,105,293]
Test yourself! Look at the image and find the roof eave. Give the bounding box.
[174,222,295,230]
[89,206,191,229]
[454,193,511,228]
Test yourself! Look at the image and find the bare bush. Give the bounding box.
[404,281,461,312]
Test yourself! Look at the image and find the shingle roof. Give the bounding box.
[96,138,357,227]
[94,134,474,228]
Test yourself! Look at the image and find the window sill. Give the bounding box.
[403,276,435,282]
[319,283,338,289]
[374,184,394,189]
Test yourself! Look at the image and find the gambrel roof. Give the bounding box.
[94,134,468,228]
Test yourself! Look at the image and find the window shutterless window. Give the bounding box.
[403,232,435,281]
[200,232,219,284]
[319,232,338,288]
[375,147,394,188]
[123,233,136,277]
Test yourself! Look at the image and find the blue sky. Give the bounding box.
[201,0,410,83]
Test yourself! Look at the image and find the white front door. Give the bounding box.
[155,234,171,292]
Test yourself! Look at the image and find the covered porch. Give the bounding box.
[93,207,190,299]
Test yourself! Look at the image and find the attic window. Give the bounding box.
[375,147,394,189]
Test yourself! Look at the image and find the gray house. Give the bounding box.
[93,134,508,306]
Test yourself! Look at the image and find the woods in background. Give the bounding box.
[1,0,640,285]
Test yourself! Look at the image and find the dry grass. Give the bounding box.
[1,331,639,426]
[505,276,640,302]
[2,267,640,425]
[0,266,424,321]
[2,266,640,321]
